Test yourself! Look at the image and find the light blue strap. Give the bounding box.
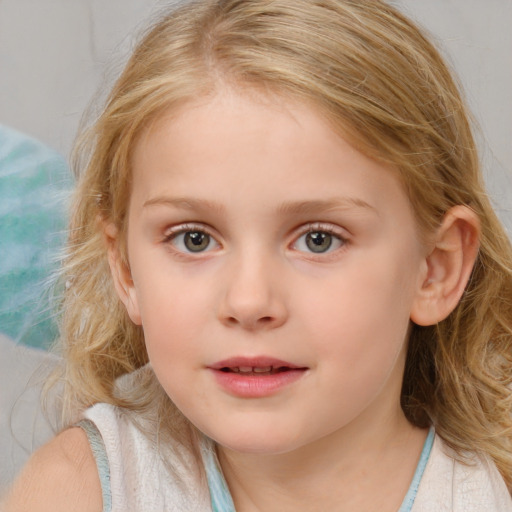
[77,419,112,512]
[201,441,237,512]
[398,427,435,512]
[201,428,435,512]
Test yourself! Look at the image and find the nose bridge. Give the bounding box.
[219,243,287,330]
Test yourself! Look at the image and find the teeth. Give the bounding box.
[253,366,272,373]
[231,366,274,373]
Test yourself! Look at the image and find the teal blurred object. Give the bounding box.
[0,125,71,350]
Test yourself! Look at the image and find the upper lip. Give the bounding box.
[208,356,306,371]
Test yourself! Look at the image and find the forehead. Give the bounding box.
[129,90,412,223]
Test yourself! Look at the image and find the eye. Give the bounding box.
[294,229,345,254]
[166,228,219,253]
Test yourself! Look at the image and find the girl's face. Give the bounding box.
[119,91,429,454]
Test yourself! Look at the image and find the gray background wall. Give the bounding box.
[0,0,511,229]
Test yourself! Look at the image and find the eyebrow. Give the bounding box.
[143,196,377,215]
[276,198,377,215]
[143,197,225,213]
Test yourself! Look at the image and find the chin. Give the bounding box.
[209,427,306,456]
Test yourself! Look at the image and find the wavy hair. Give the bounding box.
[53,0,512,487]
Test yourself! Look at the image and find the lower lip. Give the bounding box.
[210,369,307,398]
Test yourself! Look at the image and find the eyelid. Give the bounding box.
[293,222,349,241]
[163,222,215,240]
[164,222,219,237]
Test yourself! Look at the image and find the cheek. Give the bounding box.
[133,256,213,320]
[302,251,417,361]
[131,272,211,361]
[298,263,413,422]
[139,290,208,404]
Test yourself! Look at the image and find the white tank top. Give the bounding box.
[80,402,512,511]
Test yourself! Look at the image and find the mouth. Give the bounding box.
[209,356,307,375]
[218,365,299,375]
[208,357,308,398]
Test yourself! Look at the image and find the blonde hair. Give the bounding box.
[55,0,512,487]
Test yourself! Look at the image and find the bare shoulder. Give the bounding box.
[1,427,102,512]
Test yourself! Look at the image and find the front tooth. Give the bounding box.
[239,366,253,373]
[253,366,272,373]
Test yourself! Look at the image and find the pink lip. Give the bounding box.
[207,356,308,398]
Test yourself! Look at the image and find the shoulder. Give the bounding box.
[412,434,512,511]
[1,427,102,512]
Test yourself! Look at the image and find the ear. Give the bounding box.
[103,221,142,325]
[411,205,480,326]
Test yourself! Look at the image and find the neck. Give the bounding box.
[217,411,428,512]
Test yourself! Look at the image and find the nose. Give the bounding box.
[217,250,288,331]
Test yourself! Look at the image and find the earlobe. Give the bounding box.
[103,221,142,325]
[411,206,480,326]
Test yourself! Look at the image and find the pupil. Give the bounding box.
[306,232,332,253]
[184,231,209,252]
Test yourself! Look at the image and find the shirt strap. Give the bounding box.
[201,440,237,512]
[76,419,112,512]
[398,426,436,512]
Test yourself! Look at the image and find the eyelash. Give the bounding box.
[162,222,349,257]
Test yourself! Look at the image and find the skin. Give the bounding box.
[115,90,433,511]
[2,90,480,512]
[1,428,102,512]
[121,90,427,446]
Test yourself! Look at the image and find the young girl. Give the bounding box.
[4,0,512,510]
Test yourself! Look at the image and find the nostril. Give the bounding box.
[226,315,274,325]
[223,314,278,330]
